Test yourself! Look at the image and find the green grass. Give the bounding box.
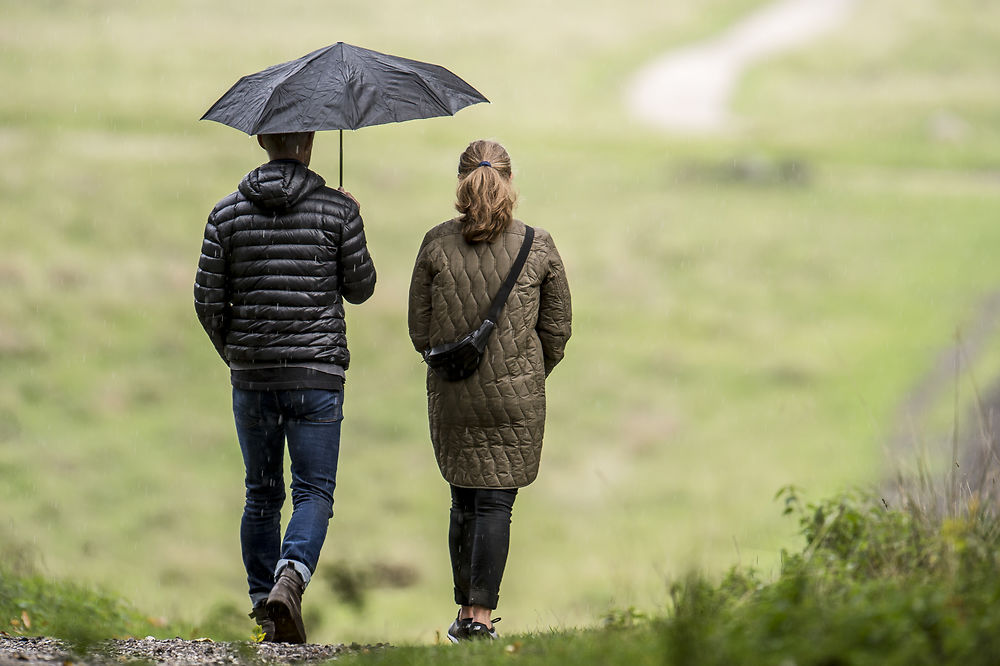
[10,480,1000,664]
[0,546,167,653]
[2,0,1000,646]
[335,482,1000,665]
[0,544,271,649]
[337,627,663,665]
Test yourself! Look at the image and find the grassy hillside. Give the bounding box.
[2,0,999,645]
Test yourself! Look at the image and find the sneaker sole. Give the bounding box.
[446,627,471,644]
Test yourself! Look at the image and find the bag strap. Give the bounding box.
[485,226,534,324]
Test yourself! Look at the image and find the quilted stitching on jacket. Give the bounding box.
[195,160,376,367]
[408,219,572,488]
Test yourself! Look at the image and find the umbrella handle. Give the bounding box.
[339,129,343,188]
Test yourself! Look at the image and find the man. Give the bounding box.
[194,131,376,643]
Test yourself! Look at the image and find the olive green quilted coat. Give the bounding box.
[408,219,572,488]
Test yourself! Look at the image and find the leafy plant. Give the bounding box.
[656,485,1000,665]
[602,605,651,630]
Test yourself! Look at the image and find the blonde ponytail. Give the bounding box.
[455,140,517,243]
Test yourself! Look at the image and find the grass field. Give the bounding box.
[2,0,999,646]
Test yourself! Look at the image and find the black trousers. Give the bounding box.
[449,485,518,610]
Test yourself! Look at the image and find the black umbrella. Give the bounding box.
[201,42,488,186]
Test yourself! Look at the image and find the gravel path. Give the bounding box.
[0,635,388,665]
[627,0,856,132]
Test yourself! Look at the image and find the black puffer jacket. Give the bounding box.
[194,159,376,369]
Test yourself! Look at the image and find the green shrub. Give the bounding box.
[660,487,1000,665]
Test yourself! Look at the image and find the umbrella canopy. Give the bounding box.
[201,42,489,135]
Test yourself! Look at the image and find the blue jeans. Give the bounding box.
[232,388,343,606]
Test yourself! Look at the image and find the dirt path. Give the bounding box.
[0,635,387,666]
[889,290,1000,494]
[627,0,856,132]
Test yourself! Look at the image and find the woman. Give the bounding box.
[407,140,572,641]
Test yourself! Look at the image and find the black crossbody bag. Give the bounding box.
[422,226,535,382]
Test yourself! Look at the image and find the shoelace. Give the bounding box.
[468,618,501,635]
[459,616,501,626]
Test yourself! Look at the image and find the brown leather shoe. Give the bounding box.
[266,564,307,644]
[249,602,276,642]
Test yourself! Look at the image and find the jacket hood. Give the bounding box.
[238,160,326,210]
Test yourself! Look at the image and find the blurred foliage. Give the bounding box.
[190,601,258,643]
[661,487,1000,666]
[320,559,420,612]
[0,553,158,655]
[0,539,256,649]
